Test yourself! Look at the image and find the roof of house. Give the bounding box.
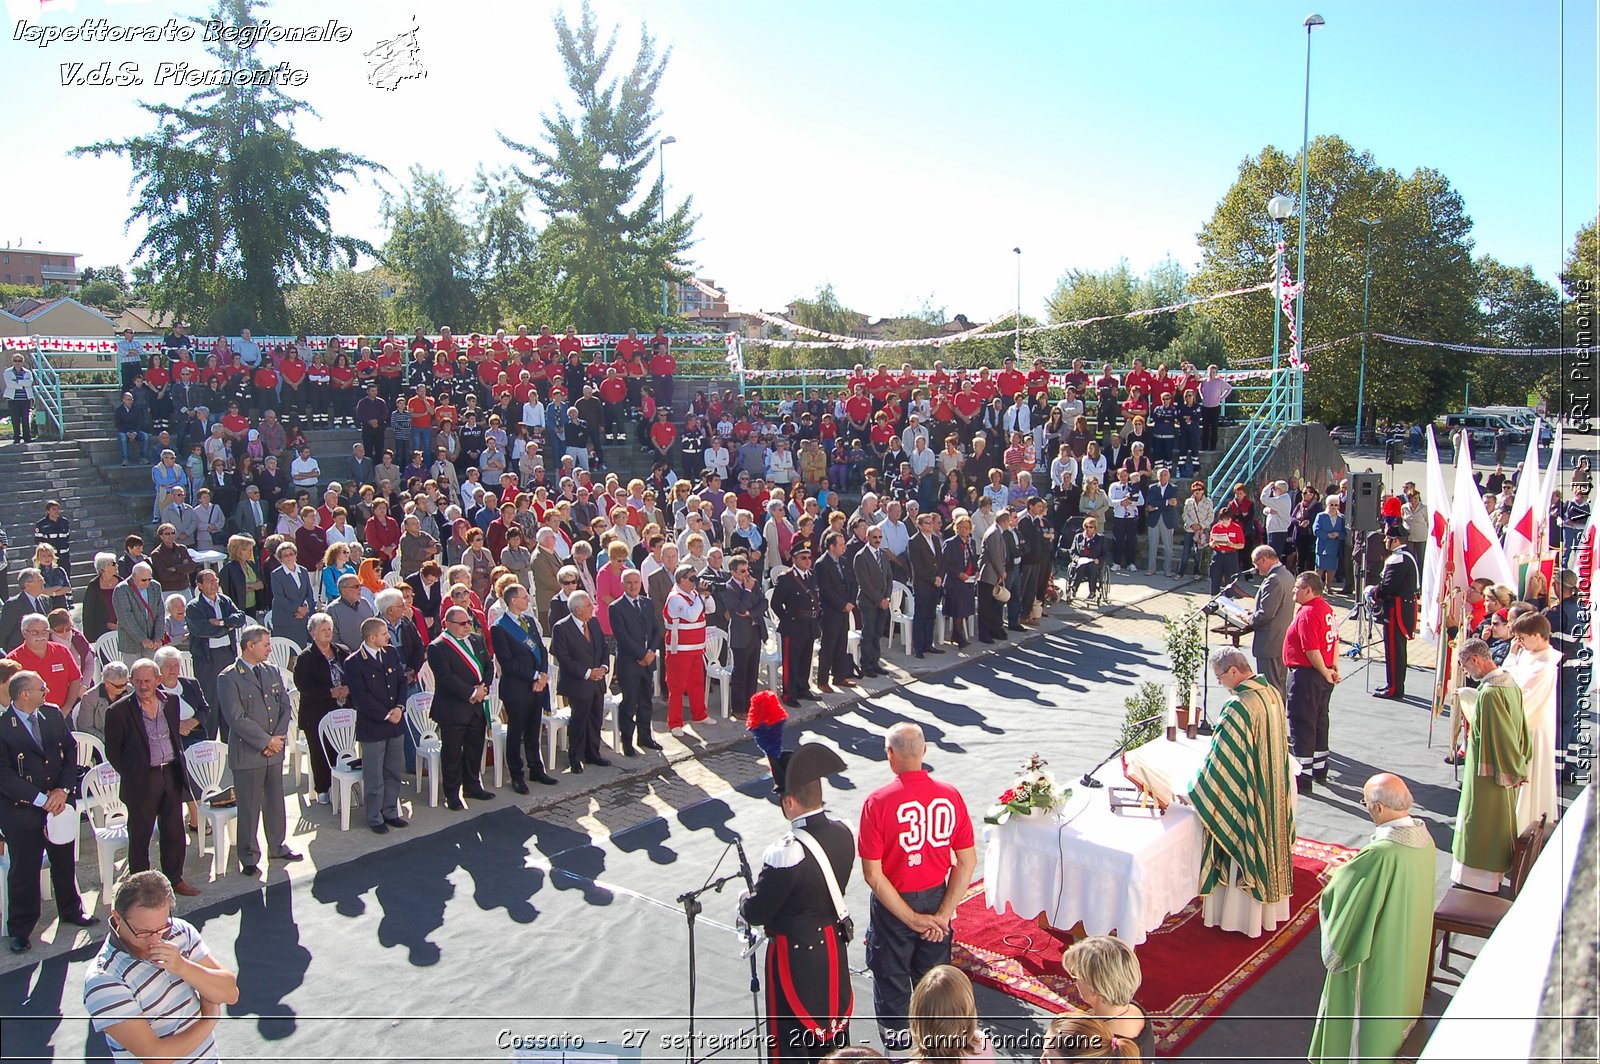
[114,305,177,333]
[0,296,117,327]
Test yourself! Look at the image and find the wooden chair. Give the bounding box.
[1427,814,1549,992]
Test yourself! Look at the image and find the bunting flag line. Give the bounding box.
[741,283,1274,350]
[1370,334,1588,357]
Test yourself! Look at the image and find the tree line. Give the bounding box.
[67,0,1590,428]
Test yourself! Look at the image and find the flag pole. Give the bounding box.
[1428,529,1457,749]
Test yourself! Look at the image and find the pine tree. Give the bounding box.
[498,1,696,329]
[72,0,380,332]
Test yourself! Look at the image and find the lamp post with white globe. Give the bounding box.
[1266,194,1296,375]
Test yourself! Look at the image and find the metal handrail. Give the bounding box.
[1207,369,1298,492]
[28,341,65,439]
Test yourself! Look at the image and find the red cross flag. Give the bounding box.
[1419,427,1454,645]
[1449,431,1515,591]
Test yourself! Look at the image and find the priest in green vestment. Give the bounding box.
[1450,638,1531,892]
[1309,773,1437,1064]
[1184,646,1296,937]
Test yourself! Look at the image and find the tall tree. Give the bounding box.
[471,167,546,330]
[72,0,379,332]
[380,166,478,331]
[1471,256,1560,406]
[286,269,390,335]
[499,1,696,329]
[1194,137,1479,426]
[1040,261,1143,367]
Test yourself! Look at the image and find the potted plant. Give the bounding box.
[984,754,1072,825]
[1164,612,1205,739]
[1120,681,1167,752]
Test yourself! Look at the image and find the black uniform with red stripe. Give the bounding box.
[740,810,856,1063]
[770,564,821,703]
[1373,542,1419,697]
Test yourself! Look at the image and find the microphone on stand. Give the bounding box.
[1080,712,1167,789]
[731,834,761,990]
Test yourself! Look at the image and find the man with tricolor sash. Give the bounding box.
[1183,646,1295,938]
[426,605,496,810]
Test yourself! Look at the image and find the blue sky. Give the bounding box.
[2,0,1593,324]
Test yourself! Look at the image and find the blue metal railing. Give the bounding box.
[28,342,65,439]
[1207,368,1301,492]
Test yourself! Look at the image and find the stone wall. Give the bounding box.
[1244,422,1348,494]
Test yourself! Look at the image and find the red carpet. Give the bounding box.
[952,837,1354,1057]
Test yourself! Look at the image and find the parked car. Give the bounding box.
[1441,412,1529,452]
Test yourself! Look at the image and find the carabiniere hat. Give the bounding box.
[774,742,848,797]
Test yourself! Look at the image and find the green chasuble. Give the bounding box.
[1189,674,1295,903]
[1308,819,1437,1064]
[1452,670,1531,876]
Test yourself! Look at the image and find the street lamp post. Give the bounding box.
[659,134,676,318]
[1013,247,1022,358]
[1294,13,1325,423]
[1356,218,1381,445]
[1266,194,1296,375]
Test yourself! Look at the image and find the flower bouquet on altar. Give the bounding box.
[983,753,1071,825]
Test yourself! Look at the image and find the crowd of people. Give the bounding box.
[0,325,1587,1062]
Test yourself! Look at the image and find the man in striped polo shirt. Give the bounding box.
[84,871,238,1063]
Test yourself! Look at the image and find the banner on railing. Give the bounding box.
[1,332,738,354]
[737,365,1284,386]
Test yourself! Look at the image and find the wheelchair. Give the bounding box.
[1054,516,1114,609]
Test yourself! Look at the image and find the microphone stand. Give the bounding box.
[1195,570,1253,736]
[1080,712,1168,788]
[677,836,762,1064]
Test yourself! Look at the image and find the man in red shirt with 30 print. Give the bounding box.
[857,722,976,1052]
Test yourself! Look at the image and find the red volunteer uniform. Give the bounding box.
[9,641,82,709]
[1283,596,1337,669]
[857,770,974,893]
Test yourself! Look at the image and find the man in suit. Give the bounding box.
[608,568,663,757]
[1233,545,1294,700]
[217,627,303,875]
[344,616,412,833]
[427,606,497,808]
[0,670,96,951]
[112,563,164,665]
[0,568,49,650]
[854,524,894,678]
[184,569,246,729]
[233,483,270,540]
[815,532,859,692]
[907,513,945,659]
[530,528,564,629]
[490,585,561,789]
[1144,466,1182,577]
[977,510,1013,643]
[770,546,821,707]
[720,555,767,721]
[1002,510,1028,631]
[550,590,612,773]
[103,659,201,896]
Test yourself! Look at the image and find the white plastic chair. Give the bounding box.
[482,683,506,788]
[761,609,784,690]
[542,706,570,770]
[404,693,441,808]
[82,763,129,890]
[888,582,914,655]
[267,636,301,673]
[92,631,120,675]
[177,651,195,678]
[182,740,239,879]
[74,730,107,770]
[317,708,363,830]
[703,628,734,719]
[847,610,863,670]
[287,706,310,796]
[0,852,53,930]
[417,661,436,692]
